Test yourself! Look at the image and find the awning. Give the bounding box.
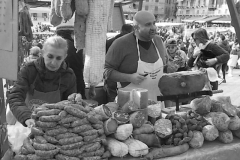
[182,16,207,23]
[195,16,222,23]
[212,16,231,23]
[29,7,50,14]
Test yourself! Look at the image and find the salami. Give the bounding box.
[71,118,89,127]
[35,121,57,128]
[56,133,78,140]
[33,142,57,151]
[35,149,59,157]
[46,127,68,136]
[129,109,148,128]
[39,115,61,122]
[43,135,58,144]
[59,136,83,145]
[64,106,87,119]
[36,109,61,117]
[72,124,93,133]
[59,148,84,157]
[60,142,84,150]
[34,136,47,144]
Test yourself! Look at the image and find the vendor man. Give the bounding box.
[104,11,168,102]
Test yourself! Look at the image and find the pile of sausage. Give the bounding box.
[14,100,111,160]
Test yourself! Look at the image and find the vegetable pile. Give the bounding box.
[14,100,110,160]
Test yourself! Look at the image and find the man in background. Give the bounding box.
[56,24,86,99]
[106,24,133,52]
[104,24,133,102]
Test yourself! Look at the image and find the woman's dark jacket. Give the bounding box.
[8,57,77,125]
[188,42,230,69]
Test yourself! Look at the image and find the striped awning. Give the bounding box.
[182,16,207,23]
[212,16,231,23]
[195,16,222,23]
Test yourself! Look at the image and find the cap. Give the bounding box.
[166,38,177,46]
[56,15,74,31]
[56,24,74,31]
[206,67,218,82]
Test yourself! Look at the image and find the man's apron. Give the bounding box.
[121,37,164,104]
[7,74,61,125]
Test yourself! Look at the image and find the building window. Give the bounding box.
[145,6,149,10]
[155,0,159,2]
[32,13,37,21]
[155,6,158,11]
[42,13,47,18]
[225,9,228,14]
[218,10,221,14]
[197,10,199,14]
[202,10,205,14]
[146,0,149,2]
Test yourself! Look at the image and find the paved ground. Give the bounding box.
[212,68,240,106]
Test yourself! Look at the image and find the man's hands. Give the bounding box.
[25,119,35,128]
[205,58,218,66]
[130,73,146,85]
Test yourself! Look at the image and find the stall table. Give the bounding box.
[110,138,240,160]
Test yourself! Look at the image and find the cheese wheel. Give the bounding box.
[118,88,148,110]
[159,70,207,96]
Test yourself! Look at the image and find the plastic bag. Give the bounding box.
[7,121,31,154]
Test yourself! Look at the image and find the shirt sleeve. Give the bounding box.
[104,40,124,80]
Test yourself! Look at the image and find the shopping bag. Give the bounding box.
[7,121,31,154]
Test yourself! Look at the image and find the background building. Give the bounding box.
[176,0,230,22]
[122,0,178,22]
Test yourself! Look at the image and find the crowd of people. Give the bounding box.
[32,22,51,33]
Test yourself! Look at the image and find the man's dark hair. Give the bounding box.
[121,24,133,34]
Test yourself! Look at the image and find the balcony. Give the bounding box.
[208,5,217,10]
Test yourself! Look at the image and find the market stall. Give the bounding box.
[3,0,240,160]
[11,74,240,160]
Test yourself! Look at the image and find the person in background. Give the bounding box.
[166,38,188,73]
[106,24,134,52]
[8,36,79,127]
[24,46,40,63]
[228,39,240,77]
[216,34,231,83]
[56,24,86,99]
[104,11,168,103]
[104,24,133,102]
[188,28,229,90]
[177,38,187,54]
[187,39,196,59]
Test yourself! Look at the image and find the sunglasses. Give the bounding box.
[167,46,176,49]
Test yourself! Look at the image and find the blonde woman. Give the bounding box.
[8,36,79,127]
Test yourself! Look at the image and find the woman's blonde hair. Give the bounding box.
[42,36,68,54]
